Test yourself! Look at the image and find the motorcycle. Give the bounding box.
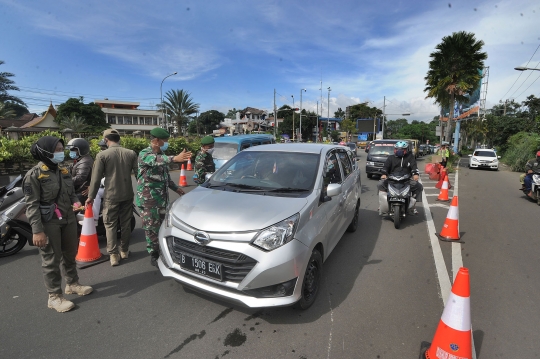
[378,172,417,229]
[0,175,33,257]
[521,171,540,205]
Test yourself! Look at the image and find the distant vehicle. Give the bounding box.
[213,134,275,171]
[346,142,358,156]
[418,144,427,156]
[402,139,419,158]
[468,149,500,170]
[365,139,402,179]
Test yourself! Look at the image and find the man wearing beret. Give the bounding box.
[136,127,192,266]
[194,136,216,185]
[86,129,139,266]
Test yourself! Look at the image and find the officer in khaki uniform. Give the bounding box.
[24,136,93,313]
[86,129,138,266]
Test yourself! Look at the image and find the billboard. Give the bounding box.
[356,118,380,133]
[442,68,483,120]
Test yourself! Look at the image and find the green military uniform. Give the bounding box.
[24,161,80,294]
[87,132,138,256]
[194,136,216,185]
[136,141,179,254]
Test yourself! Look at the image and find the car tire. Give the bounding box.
[367,173,372,179]
[294,249,322,310]
[346,199,360,233]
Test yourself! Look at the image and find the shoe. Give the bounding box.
[48,294,75,313]
[65,282,93,296]
[110,254,120,266]
[120,250,130,259]
[150,251,159,267]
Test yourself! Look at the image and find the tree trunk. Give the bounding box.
[445,92,455,144]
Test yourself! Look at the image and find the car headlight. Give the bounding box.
[367,161,375,166]
[252,213,299,251]
[491,159,498,163]
[165,207,173,228]
[471,157,479,162]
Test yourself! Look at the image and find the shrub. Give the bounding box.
[502,132,540,171]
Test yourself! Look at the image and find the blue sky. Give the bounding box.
[1,0,539,122]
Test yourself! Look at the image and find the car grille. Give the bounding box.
[166,236,257,283]
[374,162,384,167]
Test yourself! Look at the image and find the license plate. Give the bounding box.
[179,252,223,281]
[389,198,405,202]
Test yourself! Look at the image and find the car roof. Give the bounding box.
[214,134,274,144]
[243,143,345,154]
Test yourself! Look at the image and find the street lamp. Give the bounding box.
[299,88,306,142]
[291,95,295,141]
[514,66,540,71]
[160,71,177,132]
[325,87,331,143]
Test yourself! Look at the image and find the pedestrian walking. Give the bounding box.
[86,129,138,266]
[136,127,192,266]
[23,136,93,313]
[194,136,216,185]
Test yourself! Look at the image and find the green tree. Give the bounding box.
[424,31,487,143]
[0,61,25,105]
[160,89,199,135]
[198,110,225,135]
[56,97,107,132]
[225,108,240,118]
[2,101,28,119]
[347,103,381,120]
[334,107,345,119]
[58,114,90,135]
[340,119,356,141]
[0,102,16,120]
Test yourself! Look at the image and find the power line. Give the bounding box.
[515,72,540,100]
[18,86,160,101]
[500,43,540,100]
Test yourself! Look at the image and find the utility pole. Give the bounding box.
[320,80,323,142]
[273,89,277,139]
[291,95,295,141]
[382,96,386,139]
[300,89,306,142]
[326,87,331,143]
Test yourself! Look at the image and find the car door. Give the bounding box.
[336,149,356,233]
[321,149,345,255]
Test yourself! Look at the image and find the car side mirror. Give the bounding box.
[497,156,501,159]
[468,154,472,157]
[326,183,342,197]
[205,173,212,182]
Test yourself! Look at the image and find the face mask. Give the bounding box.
[69,151,79,159]
[206,148,215,155]
[160,142,169,151]
[396,150,404,157]
[51,152,65,164]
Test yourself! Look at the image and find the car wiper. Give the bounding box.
[265,187,310,193]
[224,183,266,191]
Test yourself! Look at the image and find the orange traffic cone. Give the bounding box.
[187,157,193,171]
[179,164,188,187]
[424,267,472,359]
[438,196,461,242]
[75,205,107,268]
[435,168,452,189]
[437,175,450,202]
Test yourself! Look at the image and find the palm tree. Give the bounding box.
[424,31,487,144]
[160,89,199,135]
[0,102,16,120]
[58,114,90,135]
[0,60,25,105]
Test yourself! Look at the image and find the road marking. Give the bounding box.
[429,203,449,209]
[420,178,452,304]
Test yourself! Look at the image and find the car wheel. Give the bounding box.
[346,199,360,233]
[294,249,322,310]
[367,173,372,179]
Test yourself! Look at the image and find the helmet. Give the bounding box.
[536,150,540,157]
[394,141,408,157]
[66,138,90,156]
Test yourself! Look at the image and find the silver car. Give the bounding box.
[157,144,361,309]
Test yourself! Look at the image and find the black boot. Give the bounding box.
[150,250,160,267]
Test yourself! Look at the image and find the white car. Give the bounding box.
[468,149,500,170]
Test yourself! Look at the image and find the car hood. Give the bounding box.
[171,187,309,232]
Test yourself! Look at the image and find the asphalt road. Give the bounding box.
[1,156,538,358]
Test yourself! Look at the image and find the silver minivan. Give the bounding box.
[157,144,361,309]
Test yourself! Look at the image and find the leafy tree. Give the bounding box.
[424,31,487,143]
[160,89,199,135]
[347,103,382,120]
[56,97,107,132]
[58,114,90,135]
[340,119,356,141]
[0,60,25,105]
[225,108,240,118]
[330,130,340,142]
[0,102,16,120]
[334,107,345,119]
[3,101,28,119]
[198,110,225,135]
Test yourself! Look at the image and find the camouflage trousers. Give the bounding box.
[140,207,166,254]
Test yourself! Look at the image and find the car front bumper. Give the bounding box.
[366,165,384,174]
[157,225,311,308]
[470,162,498,169]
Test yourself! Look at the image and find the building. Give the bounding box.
[19,103,59,132]
[94,99,162,134]
[221,107,276,134]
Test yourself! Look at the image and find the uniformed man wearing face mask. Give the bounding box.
[136,127,191,266]
[194,136,216,185]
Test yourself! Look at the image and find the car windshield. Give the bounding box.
[213,142,239,160]
[369,145,394,156]
[205,150,319,193]
[346,143,356,150]
[473,151,495,157]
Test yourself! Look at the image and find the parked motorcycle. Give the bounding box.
[521,171,540,205]
[0,175,33,257]
[378,173,417,229]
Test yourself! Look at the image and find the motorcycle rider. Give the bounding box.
[66,138,93,203]
[378,141,423,213]
[521,151,540,198]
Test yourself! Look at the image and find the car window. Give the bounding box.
[473,151,495,157]
[369,145,393,156]
[252,142,261,146]
[262,141,270,145]
[324,151,342,184]
[240,143,251,150]
[337,150,353,178]
[213,142,239,160]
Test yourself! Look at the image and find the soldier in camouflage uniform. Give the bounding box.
[194,136,216,185]
[136,127,192,266]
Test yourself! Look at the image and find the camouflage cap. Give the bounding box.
[150,127,170,139]
[201,136,215,145]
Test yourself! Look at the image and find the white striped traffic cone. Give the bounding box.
[438,196,461,242]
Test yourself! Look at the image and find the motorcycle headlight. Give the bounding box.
[400,187,410,197]
[388,186,399,197]
[252,214,299,251]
